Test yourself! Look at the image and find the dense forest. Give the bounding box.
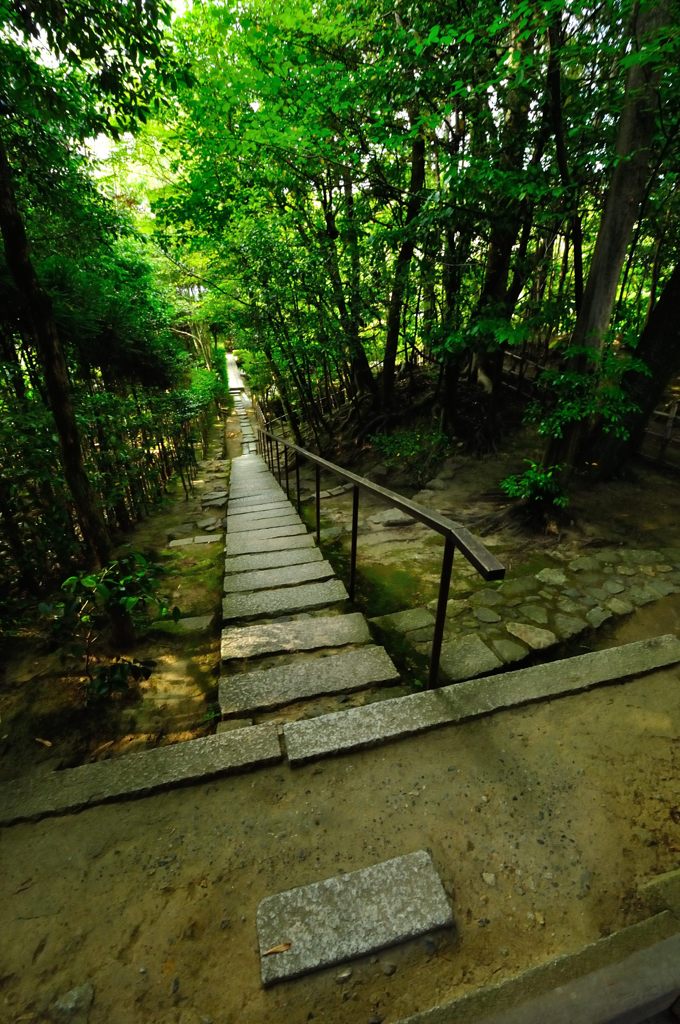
[1,0,679,605]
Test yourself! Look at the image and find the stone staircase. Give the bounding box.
[218,402,402,728]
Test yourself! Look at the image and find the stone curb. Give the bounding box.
[395,914,680,1024]
[283,634,680,764]
[0,727,282,827]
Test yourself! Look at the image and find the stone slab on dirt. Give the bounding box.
[220,645,399,715]
[371,608,436,633]
[227,514,301,535]
[221,612,371,661]
[225,547,323,575]
[0,726,283,826]
[168,534,223,548]
[223,559,335,594]
[225,527,311,557]
[257,850,453,986]
[283,634,680,763]
[150,613,215,636]
[222,579,349,622]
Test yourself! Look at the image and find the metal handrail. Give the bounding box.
[256,424,505,689]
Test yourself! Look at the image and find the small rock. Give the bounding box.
[335,968,353,984]
[474,607,501,623]
[51,984,95,1024]
[382,961,397,977]
[506,622,557,650]
[369,1015,385,1024]
[482,872,496,887]
[535,568,566,585]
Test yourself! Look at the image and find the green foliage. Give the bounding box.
[86,658,156,703]
[501,461,569,512]
[61,550,178,625]
[369,428,451,486]
[528,342,649,440]
[41,551,178,702]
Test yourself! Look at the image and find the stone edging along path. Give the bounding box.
[369,546,680,682]
[1,633,679,826]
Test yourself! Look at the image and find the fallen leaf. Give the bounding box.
[263,942,292,956]
[34,737,52,748]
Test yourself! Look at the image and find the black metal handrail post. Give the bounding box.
[315,464,321,544]
[429,535,455,689]
[349,484,360,600]
[254,423,505,687]
[295,457,301,514]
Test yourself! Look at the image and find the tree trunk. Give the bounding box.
[544,2,669,474]
[0,138,112,567]
[583,262,680,476]
[382,125,426,408]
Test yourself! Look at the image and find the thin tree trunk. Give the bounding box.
[383,125,426,408]
[544,1,669,476]
[0,138,112,566]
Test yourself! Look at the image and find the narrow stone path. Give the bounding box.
[218,398,402,728]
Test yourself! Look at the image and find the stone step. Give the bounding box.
[227,500,290,515]
[227,503,290,520]
[221,612,371,661]
[226,514,300,535]
[283,634,680,764]
[223,559,335,594]
[225,547,323,575]
[222,578,349,622]
[225,530,314,558]
[219,645,399,715]
[257,850,453,986]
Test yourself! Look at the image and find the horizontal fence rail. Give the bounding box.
[255,422,505,688]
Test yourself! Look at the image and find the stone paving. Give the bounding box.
[370,547,680,682]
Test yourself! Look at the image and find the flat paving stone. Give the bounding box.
[226,531,316,557]
[168,535,223,548]
[257,850,453,986]
[228,500,291,515]
[283,634,680,763]
[506,622,557,649]
[220,646,399,715]
[221,612,371,660]
[439,634,503,682]
[227,514,301,535]
[371,608,435,634]
[222,579,349,622]
[223,559,335,594]
[225,547,323,575]
[0,727,282,826]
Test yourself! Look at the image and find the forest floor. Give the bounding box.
[0,416,679,1023]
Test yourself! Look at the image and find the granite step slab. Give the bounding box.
[221,612,371,661]
[223,559,335,594]
[283,633,680,764]
[257,850,453,986]
[225,530,314,557]
[220,645,399,715]
[228,493,286,508]
[227,505,294,525]
[225,547,323,575]
[0,727,282,826]
[222,579,349,622]
[228,497,288,511]
[227,514,301,535]
[228,501,292,520]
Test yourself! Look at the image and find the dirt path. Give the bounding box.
[1,665,678,1023]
